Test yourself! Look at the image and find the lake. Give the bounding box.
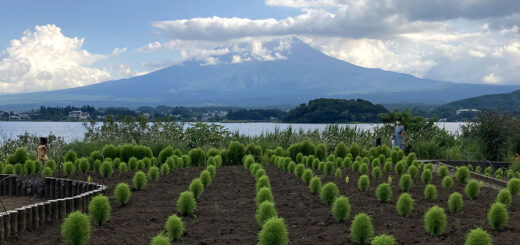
[0,121,466,143]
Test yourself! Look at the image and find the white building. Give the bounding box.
[456,109,480,115]
[68,111,90,120]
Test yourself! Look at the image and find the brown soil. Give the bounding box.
[0,196,47,211]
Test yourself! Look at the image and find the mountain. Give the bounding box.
[1,38,518,110]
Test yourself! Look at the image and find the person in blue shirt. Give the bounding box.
[391,118,405,150]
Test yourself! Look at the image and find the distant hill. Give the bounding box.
[283,98,388,123]
[1,37,518,110]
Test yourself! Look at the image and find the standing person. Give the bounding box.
[36,137,49,165]
[391,118,405,150]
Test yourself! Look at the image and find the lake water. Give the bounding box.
[0,121,466,143]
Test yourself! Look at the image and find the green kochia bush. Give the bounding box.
[295,164,305,177]
[118,162,127,173]
[395,162,406,176]
[100,162,113,178]
[61,211,91,245]
[487,202,508,231]
[465,180,481,199]
[507,178,520,195]
[114,183,131,206]
[407,166,418,179]
[199,170,212,187]
[133,171,147,190]
[371,234,396,245]
[165,214,184,241]
[396,193,414,217]
[332,196,351,222]
[189,178,204,199]
[78,158,90,173]
[320,182,339,205]
[258,217,289,245]
[256,187,274,206]
[302,169,313,184]
[350,213,374,244]
[177,191,196,216]
[160,164,170,175]
[358,175,370,191]
[309,177,322,193]
[188,148,206,166]
[256,201,277,226]
[376,183,392,203]
[335,168,342,178]
[442,176,453,189]
[24,160,36,175]
[42,167,53,177]
[359,163,369,175]
[372,167,382,180]
[88,195,111,226]
[128,157,138,171]
[421,169,433,184]
[383,161,392,172]
[424,184,437,201]
[424,206,447,236]
[464,227,492,245]
[496,189,512,208]
[256,176,271,192]
[448,192,463,213]
[438,165,449,178]
[399,174,413,192]
[456,167,470,183]
[150,234,169,245]
[63,162,75,176]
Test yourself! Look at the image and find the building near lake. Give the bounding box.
[68,111,90,120]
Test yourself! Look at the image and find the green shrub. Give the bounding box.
[507,178,520,195]
[371,158,381,168]
[133,171,147,190]
[61,211,90,245]
[181,155,191,167]
[350,213,374,244]
[371,234,396,245]
[63,150,77,164]
[256,201,277,226]
[424,163,433,171]
[199,170,212,187]
[496,189,512,208]
[456,167,470,183]
[13,163,24,175]
[465,180,481,199]
[464,227,491,245]
[487,202,508,231]
[136,160,145,170]
[188,148,206,166]
[320,182,339,205]
[177,191,196,216]
[227,141,246,165]
[335,141,348,158]
[165,214,184,240]
[352,161,361,172]
[146,166,159,181]
[376,183,392,203]
[114,183,131,206]
[112,158,121,169]
[76,158,89,173]
[296,152,303,163]
[407,166,418,179]
[287,161,296,173]
[42,167,53,177]
[372,167,382,179]
[424,206,447,236]
[358,175,370,191]
[24,160,36,175]
[128,157,138,170]
[359,163,369,175]
[484,166,493,176]
[88,195,111,226]
[438,165,449,178]
[294,164,305,178]
[102,144,120,159]
[3,164,13,174]
[344,158,352,169]
[302,169,313,184]
[45,159,57,171]
[189,178,204,199]
[150,234,169,245]
[309,177,322,193]
[396,193,414,217]
[312,159,320,169]
[160,164,170,175]
[442,176,453,189]
[332,196,350,222]
[256,187,274,206]
[158,146,175,164]
[258,217,289,245]
[399,174,413,192]
[447,192,463,213]
[421,169,432,184]
[256,176,271,192]
[100,162,113,178]
[395,162,406,176]
[93,160,102,172]
[118,162,128,173]
[63,162,75,176]
[424,184,437,201]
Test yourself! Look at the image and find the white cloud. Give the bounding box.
[112,47,127,56]
[0,24,110,94]
[483,73,503,84]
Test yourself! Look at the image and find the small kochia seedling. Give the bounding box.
[345,176,350,184]
[309,177,322,193]
[165,214,184,241]
[371,234,396,245]
[114,183,131,206]
[464,227,491,245]
[387,176,392,185]
[396,193,414,217]
[487,202,508,231]
[256,201,277,226]
[332,196,351,222]
[350,213,374,244]
[177,191,196,216]
[88,195,111,226]
[424,206,447,236]
[320,182,339,205]
[258,217,289,245]
[61,211,91,245]
[448,192,463,213]
[256,187,274,206]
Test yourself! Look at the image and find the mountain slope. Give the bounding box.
[0,38,518,109]
[439,89,520,112]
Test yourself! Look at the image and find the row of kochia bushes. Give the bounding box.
[243,155,290,245]
[270,148,520,245]
[150,160,219,244]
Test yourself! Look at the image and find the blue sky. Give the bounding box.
[1,0,520,93]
